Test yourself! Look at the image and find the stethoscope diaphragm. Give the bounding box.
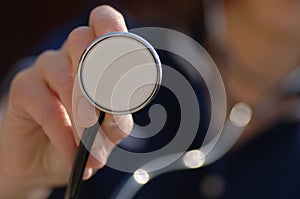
[78,32,162,114]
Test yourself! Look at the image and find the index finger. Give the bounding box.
[62,5,130,129]
[63,5,127,72]
[89,5,128,37]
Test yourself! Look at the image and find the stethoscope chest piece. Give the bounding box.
[78,32,162,114]
[65,32,161,199]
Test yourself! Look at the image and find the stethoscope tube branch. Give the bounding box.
[64,112,106,199]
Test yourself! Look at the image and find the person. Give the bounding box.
[0,5,134,199]
[1,1,300,199]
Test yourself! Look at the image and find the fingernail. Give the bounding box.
[76,97,97,127]
[83,167,93,180]
[91,148,107,165]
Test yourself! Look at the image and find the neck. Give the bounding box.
[207,1,300,145]
[222,1,300,108]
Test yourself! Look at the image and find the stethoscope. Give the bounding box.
[63,30,252,199]
[109,1,300,198]
[64,30,300,199]
[64,32,162,199]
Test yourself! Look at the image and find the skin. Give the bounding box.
[220,0,300,143]
[223,0,300,104]
[0,5,133,199]
[1,1,300,198]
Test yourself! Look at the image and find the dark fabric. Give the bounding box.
[2,5,299,199]
[133,120,300,199]
[49,120,300,199]
[49,46,300,199]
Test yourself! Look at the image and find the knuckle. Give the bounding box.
[66,26,94,66]
[10,69,31,99]
[35,50,57,66]
[34,49,74,96]
[34,50,60,74]
[67,26,93,45]
[11,70,26,90]
[9,69,36,113]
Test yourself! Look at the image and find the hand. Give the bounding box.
[0,5,133,199]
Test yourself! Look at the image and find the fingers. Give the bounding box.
[62,5,128,130]
[102,114,133,143]
[72,78,99,130]
[86,114,133,170]
[7,5,133,180]
[59,4,129,129]
[9,69,77,171]
[34,4,131,161]
[64,5,127,75]
[63,26,95,74]
[33,50,98,146]
[89,5,128,36]
[69,5,131,171]
[0,5,135,188]
[47,5,132,164]
[35,50,74,123]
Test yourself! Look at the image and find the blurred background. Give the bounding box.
[0,0,203,81]
[2,0,300,198]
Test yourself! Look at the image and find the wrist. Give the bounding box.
[0,154,53,199]
[0,176,52,199]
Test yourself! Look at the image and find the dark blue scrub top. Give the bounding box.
[3,10,300,199]
[48,119,300,199]
[48,48,300,199]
